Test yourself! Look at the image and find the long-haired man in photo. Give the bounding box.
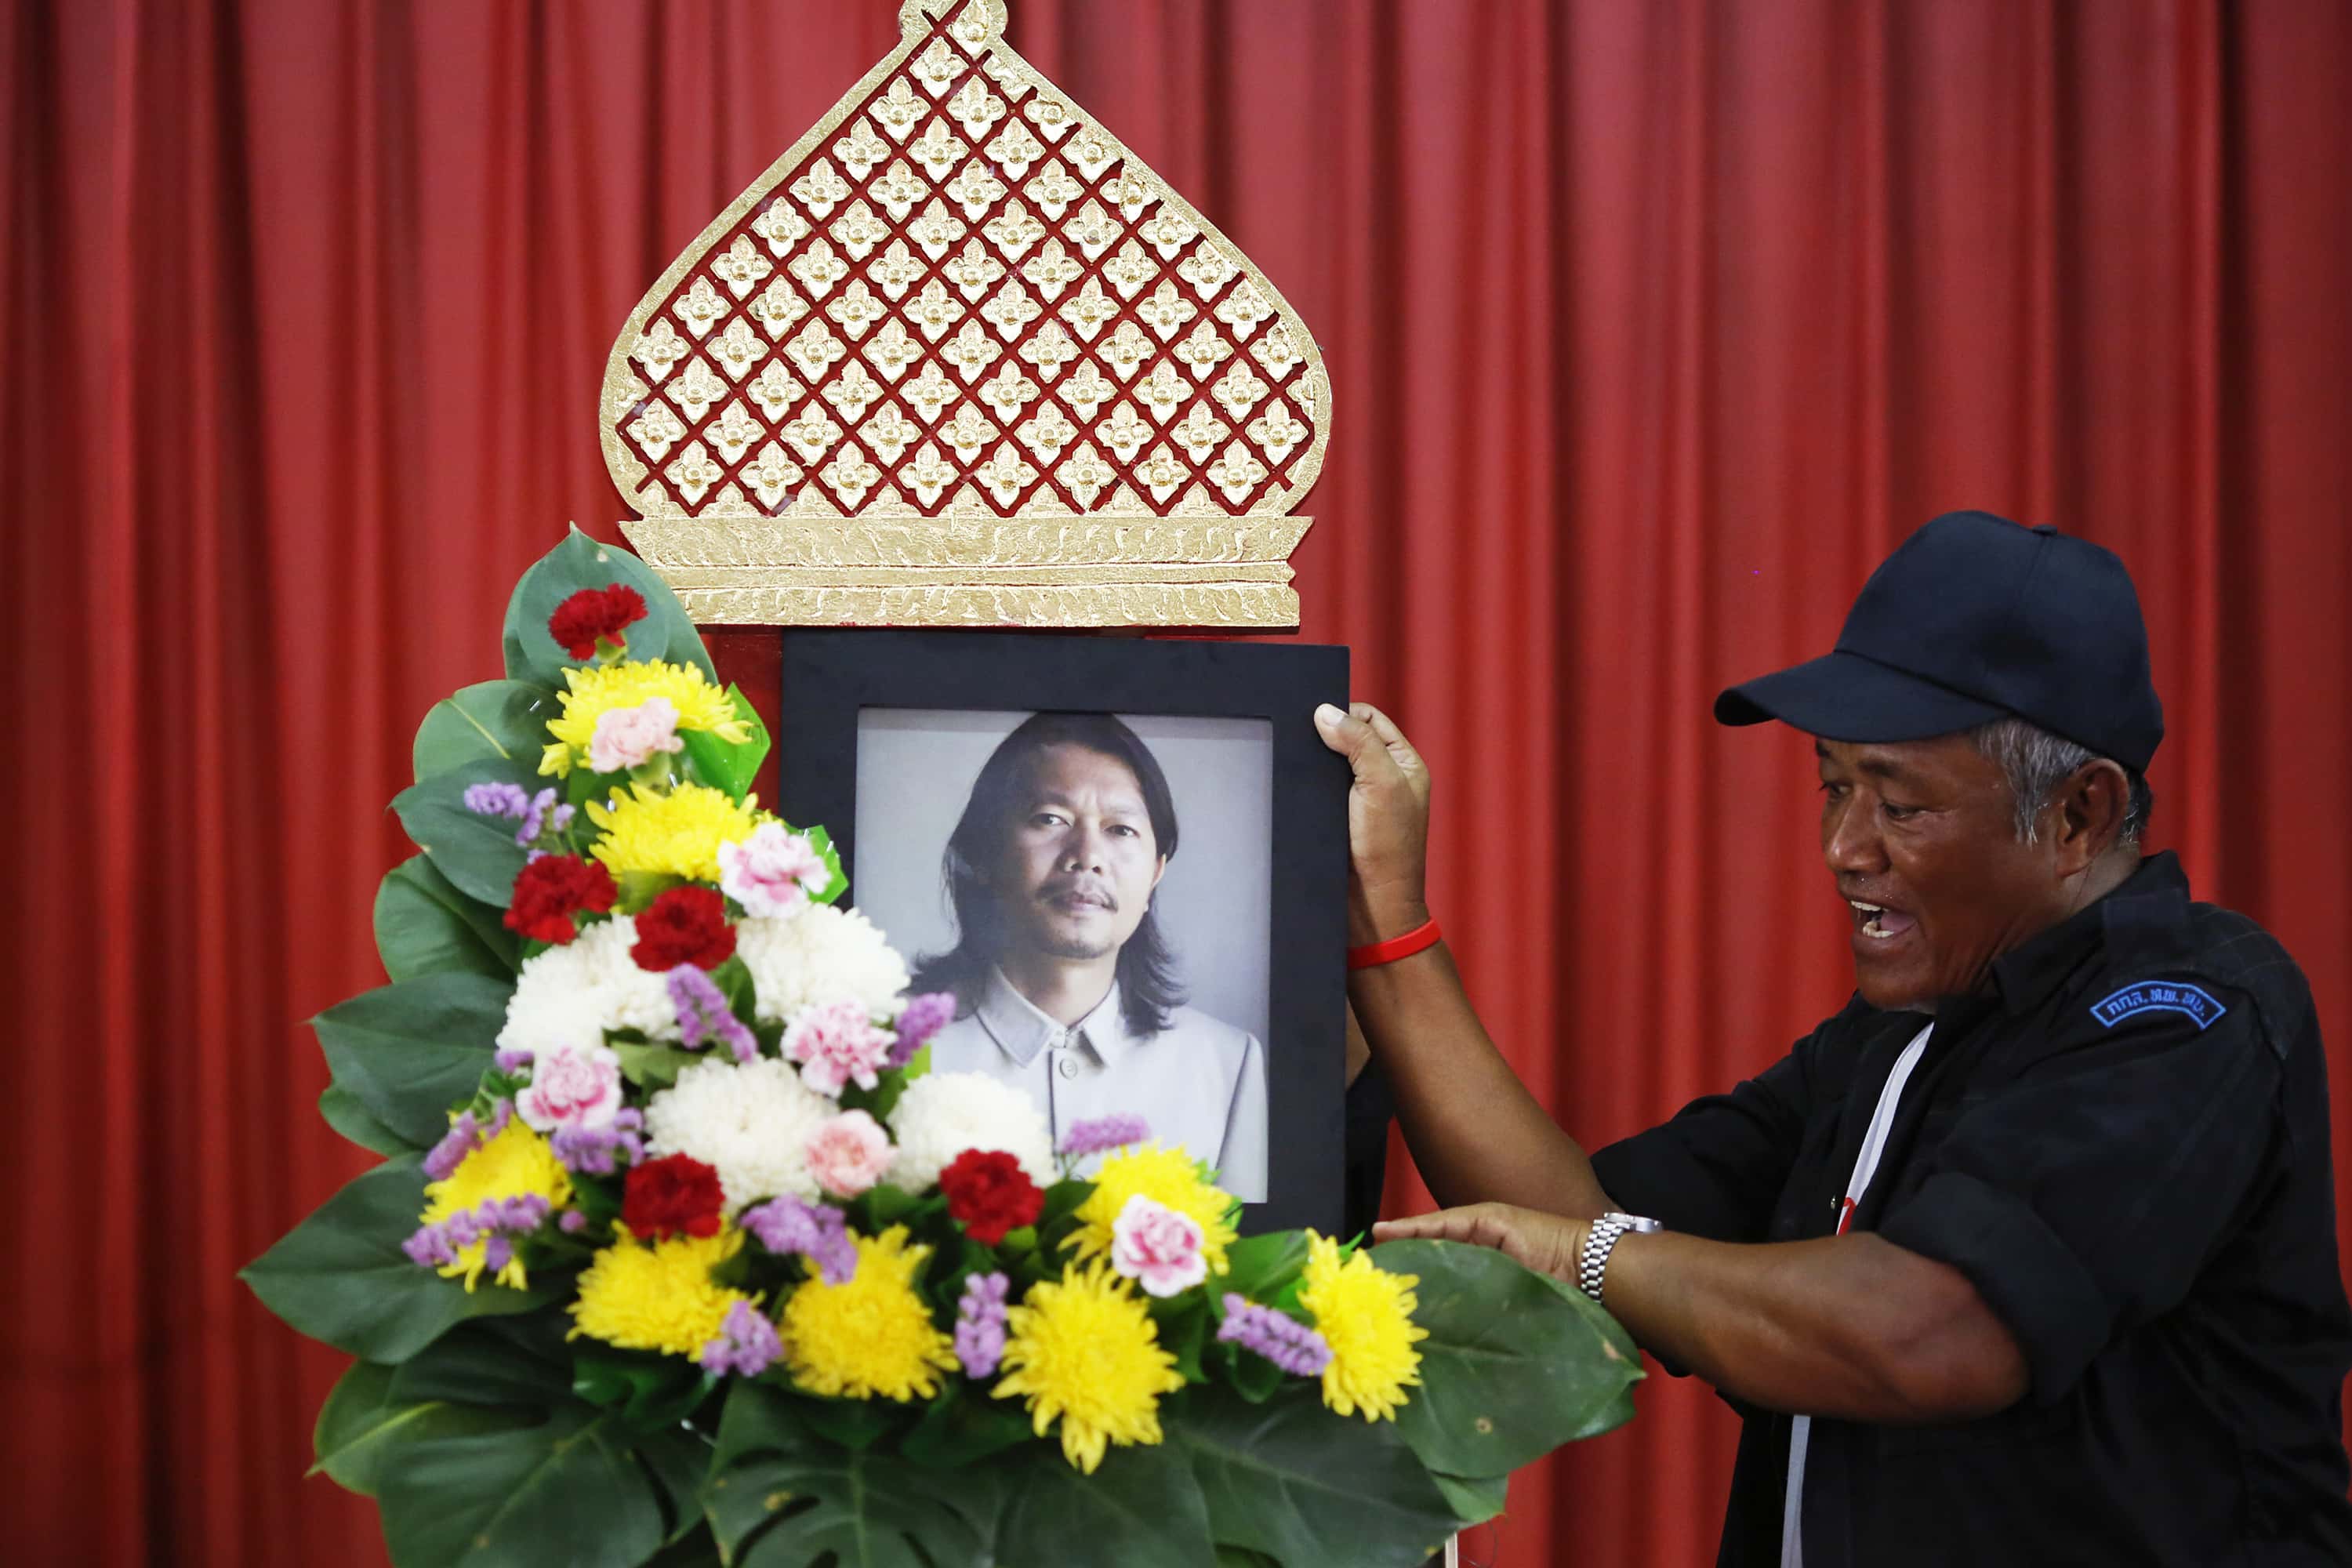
[916,712,1270,1201]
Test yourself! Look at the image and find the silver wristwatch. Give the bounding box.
[1577,1211,1663,1304]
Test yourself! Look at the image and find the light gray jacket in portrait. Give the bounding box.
[927,968,1269,1202]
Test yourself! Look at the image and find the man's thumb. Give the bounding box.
[1314,702,1372,766]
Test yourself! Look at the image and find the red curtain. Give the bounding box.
[10,2,2349,1563]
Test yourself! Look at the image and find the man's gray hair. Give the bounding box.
[1970,717,2153,848]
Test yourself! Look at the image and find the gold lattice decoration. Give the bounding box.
[601,0,1330,628]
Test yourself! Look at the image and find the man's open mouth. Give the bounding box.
[1849,900,1918,941]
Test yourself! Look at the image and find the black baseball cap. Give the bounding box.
[1714,510,2164,771]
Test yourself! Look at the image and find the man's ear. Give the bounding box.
[2055,759,2131,870]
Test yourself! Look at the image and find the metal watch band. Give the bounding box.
[1577,1216,1631,1304]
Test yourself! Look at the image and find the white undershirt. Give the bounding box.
[1781,1022,1934,1568]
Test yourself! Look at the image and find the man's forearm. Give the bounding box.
[1597,1229,2029,1422]
[1347,943,1613,1216]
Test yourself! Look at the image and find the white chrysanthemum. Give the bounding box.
[643,1056,833,1214]
[886,1070,1054,1193]
[736,904,910,1024]
[496,915,680,1057]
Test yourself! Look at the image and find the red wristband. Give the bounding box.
[1347,916,1443,970]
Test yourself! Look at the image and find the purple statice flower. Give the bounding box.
[401,1193,554,1272]
[558,1209,589,1234]
[669,965,757,1062]
[953,1271,1011,1379]
[513,786,568,848]
[494,1047,535,1075]
[463,782,532,819]
[699,1299,783,1377]
[423,1099,514,1181]
[551,1107,644,1175]
[741,1195,858,1286]
[887,993,958,1069]
[1217,1294,1333,1377]
[1059,1114,1151,1161]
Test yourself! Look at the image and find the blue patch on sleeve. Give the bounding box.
[2089,981,2227,1032]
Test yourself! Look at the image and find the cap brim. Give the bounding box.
[1714,650,2011,742]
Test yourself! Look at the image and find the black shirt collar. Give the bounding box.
[1983,851,2190,1016]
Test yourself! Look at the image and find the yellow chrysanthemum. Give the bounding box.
[568,1225,750,1358]
[780,1227,959,1402]
[540,659,749,777]
[1065,1142,1237,1276]
[418,1119,572,1292]
[1298,1232,1426,1421]
[994,1259,1187,1473]
[585,781,766,884]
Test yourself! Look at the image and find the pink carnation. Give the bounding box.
[803,1109,894,1198]
[587,696,685,775]
[717,822,830,919]
[514,1040,623,1132]
[1110,1194,1208,1298]
[782,1000,895,1098]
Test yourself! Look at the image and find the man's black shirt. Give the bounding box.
[1588,853,2352,1566]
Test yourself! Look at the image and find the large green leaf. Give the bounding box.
[503,527,716,690]
[388,1312,578,1408]
[680,684,771,804]
[706,1383,995,1568]
[313,971,510,1149]
[310,1359,529,1498]
[375,853,521,982]
[391,757,544,908]
[241,1159,561,1362]
[378,1403,665,1568]
[415,679,561,783]
[991,1439,1215,1568]
[1432,1470,1508,1528]
[1164,1384,1459,1568]
[1371,1239,1642,1478]
[319,1084,423,1157]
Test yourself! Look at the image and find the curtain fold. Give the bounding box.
[9,2,2347,1563]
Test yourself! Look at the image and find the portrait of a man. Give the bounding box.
[862,710,1272,1200]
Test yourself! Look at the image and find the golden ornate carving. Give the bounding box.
[602,0,1328,628]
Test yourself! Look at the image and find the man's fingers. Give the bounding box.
[1348,703,1431,802]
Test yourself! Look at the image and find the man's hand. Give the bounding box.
[1374,1203,1589,1283]
[1314,702,1433,943]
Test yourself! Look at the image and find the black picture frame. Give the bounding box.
[775,630,1351,1238]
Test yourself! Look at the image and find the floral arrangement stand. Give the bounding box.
[241,534,1642,1568]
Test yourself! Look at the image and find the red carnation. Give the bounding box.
[938,1149,1044,1246]
[504,854,618,944]
[547,583,648,660]
[622,1153,725,1240]
[631,886,737,971]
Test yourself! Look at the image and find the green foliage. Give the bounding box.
[1431,1470,1509,1528]
[503,527,715,690]
[993,1439,1217,1568]
[319,1084,423,1158]
[679,684,771,804]
[241,1160,562,1362]
[415,680,561,783]
[1167,1383,1461,1568]
[706,1383,996,1568]
[612,1040,704,1092]
[374,853,519,982]
[313,971,510,1148]
[378,1403,666,1568]
[1372,1238,1642,1478]
[310,1360,521,1498]
[393,757,545,907]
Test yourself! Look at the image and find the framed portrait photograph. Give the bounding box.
[775,630,1352,1236]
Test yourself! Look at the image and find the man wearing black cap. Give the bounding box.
[1316,511,2352,1566]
